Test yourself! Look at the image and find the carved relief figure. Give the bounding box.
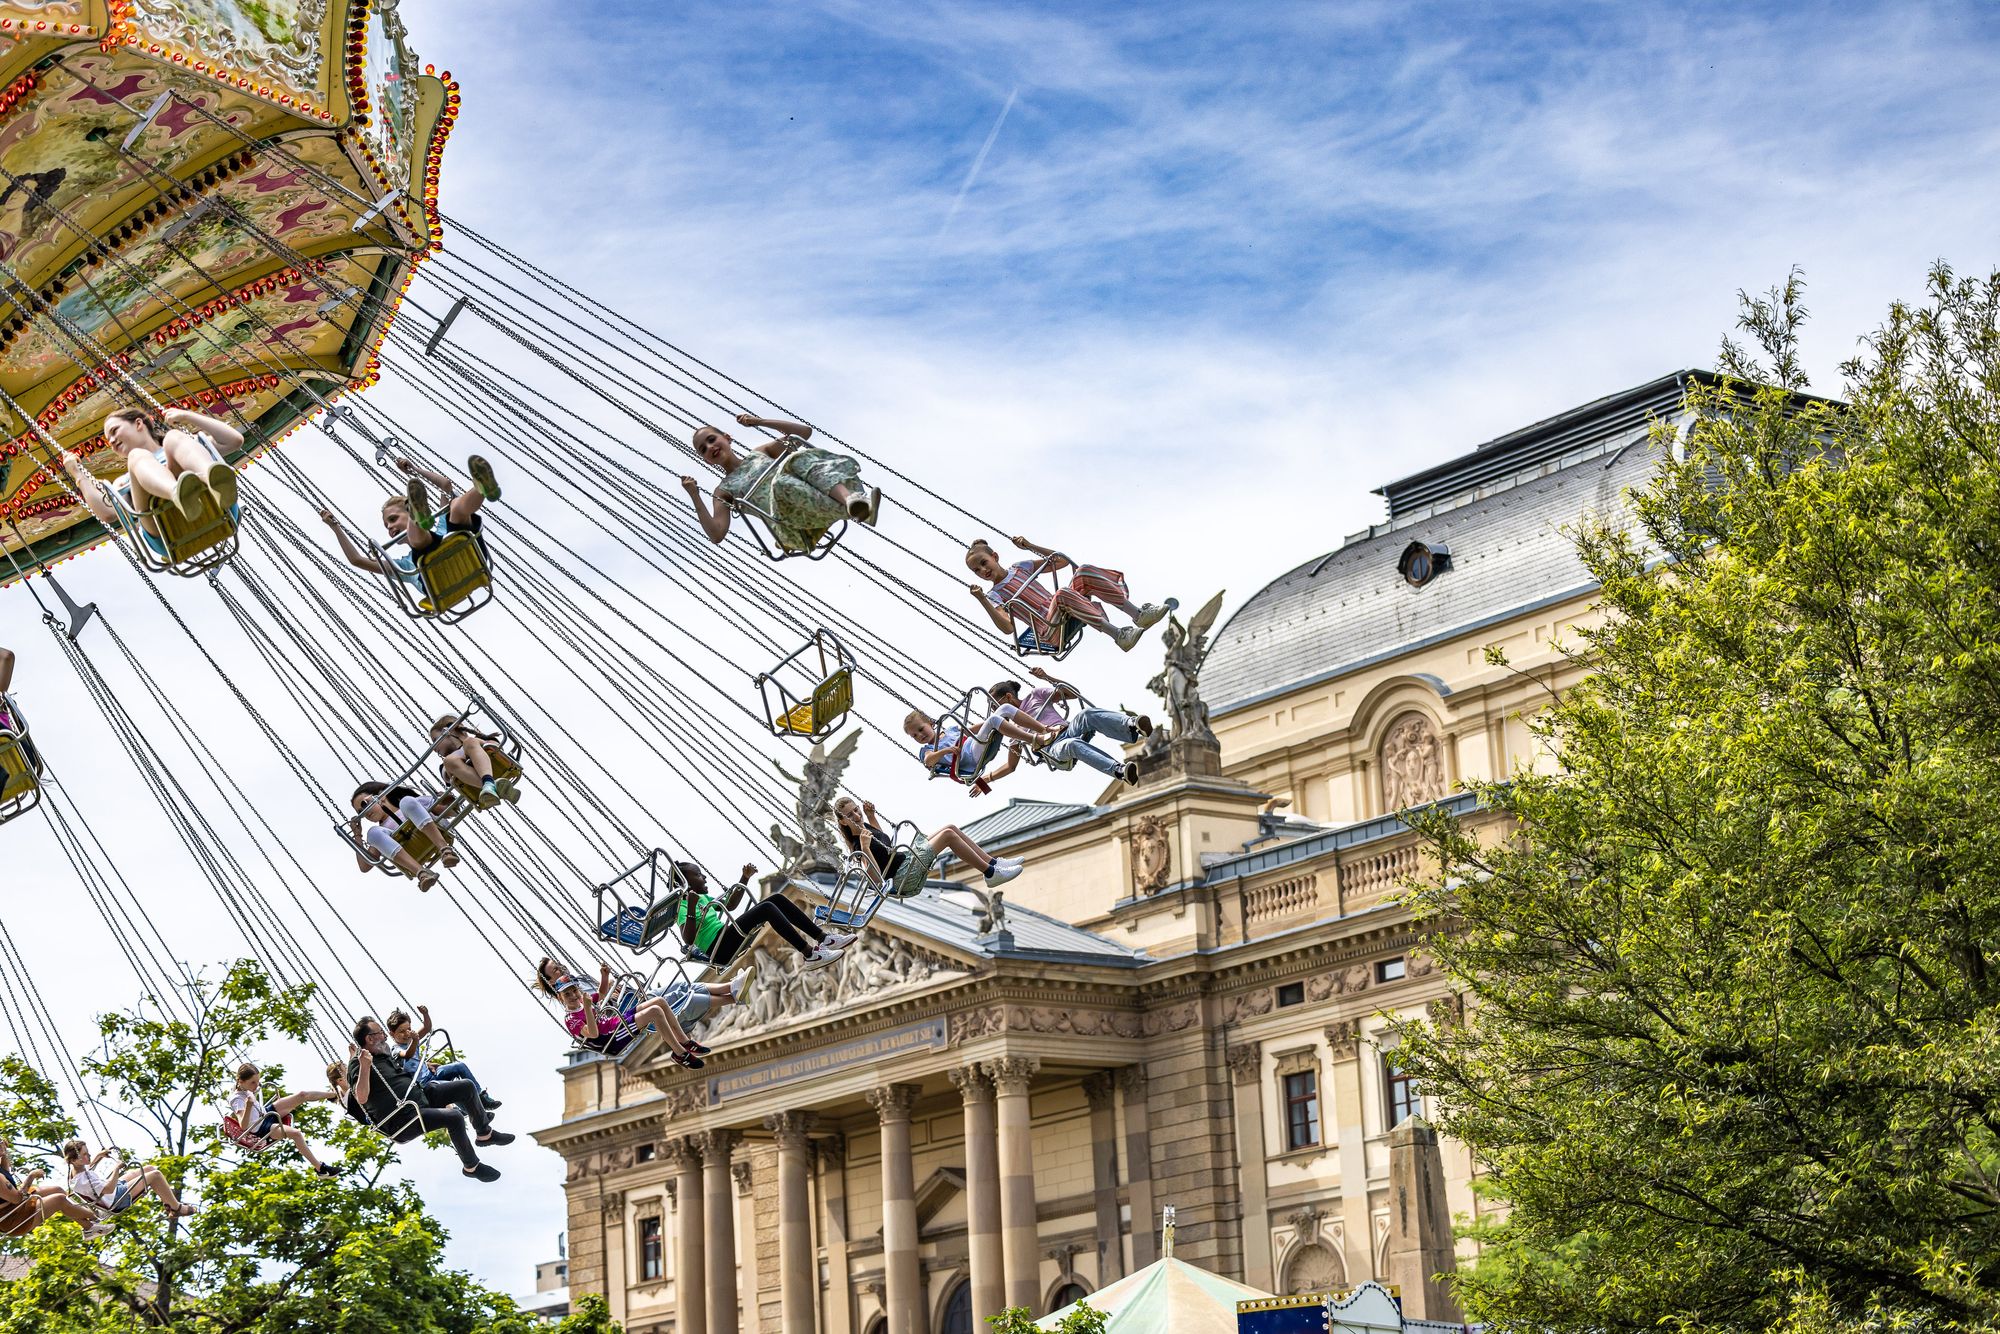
[1380,712,1448,811]
[699,930,958,1042]
[1130,815,1171,894]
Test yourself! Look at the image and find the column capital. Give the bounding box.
[948,1064,992,1100]
[663,1137,703,1170]
[813,1131,848,1172]
[600,1188,626,1223]
[1117,1064,1148,1099]
[765,1110,816,1148]
[1081,1071,1115,1111]
[1323,1019,1360,1059]
[690,1128,738,1165]
[866,1082,922,1123]
[1226,1040,1263,1086]
[984,1055,1039,1093]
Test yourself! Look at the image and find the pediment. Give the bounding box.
[915,1167,966,1232]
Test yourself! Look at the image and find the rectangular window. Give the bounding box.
[639,1216,663,1281]
[1283,1070,1320,1150]
[636,1143,656,1163]
[1276,981,1305,1008]
[1376,956,1406,982]
[1385,1059,1420,1129]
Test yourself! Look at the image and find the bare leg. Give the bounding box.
[633,998,692,1052]
[929,824,1002,868]
[161,432,215,478]
[462,744,494,784]
[828,483,855,504]
[276,1126,324,1171]
[134,1165,188,1214]
[35,1191,96,1226]
[440,754,478,786]
[269,1091,326,1117]
[123,450,180,502]
[446,488,484,526]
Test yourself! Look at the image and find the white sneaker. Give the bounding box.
[821,931,858,949]
[1134,602,1172,630]
[730,961,757,1000]
[985,860,1023,886]
[802,946,843,971]
[1114,625,1143,652]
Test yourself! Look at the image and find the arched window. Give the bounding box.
[864,1317,888,1334]
[1047,1281,1089,1315]
[940,1281,974,1334]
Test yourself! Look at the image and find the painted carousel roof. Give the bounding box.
[0,0,457,575]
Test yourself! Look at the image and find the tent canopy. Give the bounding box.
[1037,1256,1273,1334]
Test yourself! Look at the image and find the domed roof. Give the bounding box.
[1202,373,1700,716]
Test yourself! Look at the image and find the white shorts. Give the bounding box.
[365,793,439,856]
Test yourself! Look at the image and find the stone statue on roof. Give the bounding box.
[1146,590,1226,756]
[769,729,860,877]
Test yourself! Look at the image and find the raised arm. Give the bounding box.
[968,583,1016,634]
[392,455,456,494]
[1028,666,1081,702]
[736,412,811,442]
[58,452,122,531]
[680,476,731,543]
[163,407,245,452]
[320,509,392,574]
[412,1004,435,1045]
[724,864,757,913]
[1011,535,1070,570]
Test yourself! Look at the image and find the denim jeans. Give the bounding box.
[1044,708,1136,776]
[417,1060,483,1099]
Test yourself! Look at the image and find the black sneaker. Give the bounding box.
[315,1163,339,1177]
[480,1093,502,1111]
[1120,760,1140,786]
[463,1163,501,1182]
[476,1130,516,1148]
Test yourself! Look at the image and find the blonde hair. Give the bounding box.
[903,709,932,732]
[59,1140,85,1165]
[381,496,412,521]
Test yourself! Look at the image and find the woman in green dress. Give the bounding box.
[680,413,880,552]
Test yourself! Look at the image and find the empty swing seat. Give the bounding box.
[757,629,857,741]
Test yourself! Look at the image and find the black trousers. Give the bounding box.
[393,1077,491,1168]
[712,897,822,966]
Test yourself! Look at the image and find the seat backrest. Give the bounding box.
[810,667,854,729]
[0,736,34,802]
[418,532,491,613]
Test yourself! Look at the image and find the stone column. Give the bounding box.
[987,1056,1041,1311]
[950,1065,1005,1322]
[1386,1118,1462,1322]
[1082,1073,1123,1284]
[695,1129,741,1334]
[1119,1066,1157,1269]
[818,1135,854,1334]
[767,1112,817,1334]
[867,1084,924,1334]
[601,1190,628,1326]
[1225,1041,1274,1289]
[668,1140,707,1334]
[1326,1021,1373,1281]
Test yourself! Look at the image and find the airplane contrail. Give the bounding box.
[937,86,1018,243]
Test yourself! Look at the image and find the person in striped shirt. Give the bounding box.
[965,536,1174,653]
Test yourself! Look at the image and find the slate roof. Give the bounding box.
[1203,373,1689,716]
[958,798,1098,849]
[793,867,1144,964]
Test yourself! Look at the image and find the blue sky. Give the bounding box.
[3,0,1998,1302]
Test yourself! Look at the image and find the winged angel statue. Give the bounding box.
[1145,590,1226,753]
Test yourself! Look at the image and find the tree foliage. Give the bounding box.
[987,1299,1107,1333]
[1397,265,2000,1332]
[0,961,610,1334]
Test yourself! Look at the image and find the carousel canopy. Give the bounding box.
[0,0,455,575]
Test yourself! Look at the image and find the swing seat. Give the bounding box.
[412,531,493,622]
[756,630,858,741]
[108,440,241,577]
[0,732,39,810]
[598,906,650,950]
[450,745,524,806]
[222,1110,293,1153]
[0,1200,35,1237]
[393,814,455,866]
[595,851,690,955]
[1013,617,1085,660]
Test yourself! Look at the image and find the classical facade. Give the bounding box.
[534,373,1696,1333]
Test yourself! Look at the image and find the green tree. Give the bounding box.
[1397,266,2000,1332]
[0,960,614,1334]
[987,1299,1107,1333]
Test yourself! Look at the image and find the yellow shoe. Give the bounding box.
[173,472,209,520]
[206,462,238,514]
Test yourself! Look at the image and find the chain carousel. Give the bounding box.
[0,0,455,575]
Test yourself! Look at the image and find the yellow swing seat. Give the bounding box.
[0,734,38,806]
[415,531,492,618]
[775,666,854,736]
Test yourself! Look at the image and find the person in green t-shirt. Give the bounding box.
[658,862,852,971]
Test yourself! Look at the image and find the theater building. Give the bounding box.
[533,374,1695,1333]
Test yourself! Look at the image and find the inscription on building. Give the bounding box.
[706,1018,949,1105]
